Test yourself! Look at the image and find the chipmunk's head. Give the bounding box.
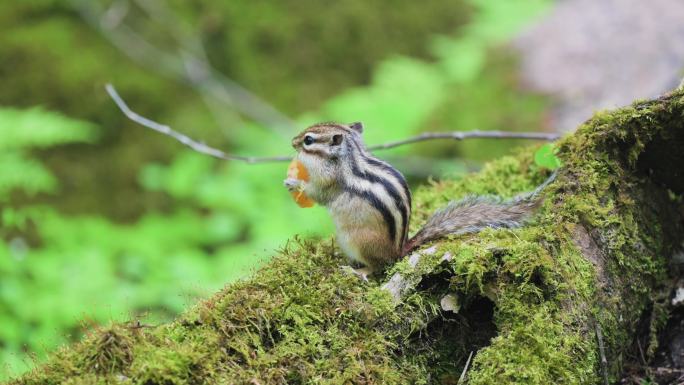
[292,122,364,160]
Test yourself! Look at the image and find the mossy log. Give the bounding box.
[12,90,684,385]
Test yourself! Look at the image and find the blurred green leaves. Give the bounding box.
[306,0,552,173]
[534,143,562,170]
[0,153,57,197]
[0,110,332,379]
[319,57,446,148]
[432,36,487,83]
[0,108,97,197]
[0,108,96,150]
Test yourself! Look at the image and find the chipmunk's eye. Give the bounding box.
[303,135,314,146]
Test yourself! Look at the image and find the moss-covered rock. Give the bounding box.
[11,89,684,384]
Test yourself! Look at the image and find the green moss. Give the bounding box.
[470,304,596,385]
[60,375,111,385]
[129,340,215,385]
[553,91,684,372]
[646,298,670,360]
[78,325,135,375]
[11,89,684,384]
[404,154,597,384]
[401,89,683,383]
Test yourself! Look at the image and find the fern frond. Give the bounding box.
[0,107,97,150]
[0,151,57,197]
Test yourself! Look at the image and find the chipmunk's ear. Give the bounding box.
[331,134,343,146]
[348,122,364,134]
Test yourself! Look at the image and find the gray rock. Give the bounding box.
[515,0,684,131]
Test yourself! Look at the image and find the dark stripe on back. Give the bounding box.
[357,144,412,243]
[343,185,397,244]
[351,139,410,205]
[364,157,410,206]
[347,139,410,246]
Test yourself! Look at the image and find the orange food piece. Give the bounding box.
[287,159,315,208]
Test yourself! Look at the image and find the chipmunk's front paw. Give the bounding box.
[283,177,303,192]
[340,265,372,282]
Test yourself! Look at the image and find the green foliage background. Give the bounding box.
[0,0,551,379]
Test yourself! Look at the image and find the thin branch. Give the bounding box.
[105,84,291,164]
[76,0,295,134]
[595,322,610,385]
[457,351,474,385]
[366,131,561,151]
[106,84,561,164]
[100,0,129,30]
[81,0,562,147]
[637,338,647,366]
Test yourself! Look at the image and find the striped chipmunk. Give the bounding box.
[284,122,556,280]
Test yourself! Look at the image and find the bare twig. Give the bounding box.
[100,0,129,29]
[366,131,561,151]
[106,84,560,164]
[76,0,295,134]
[595,323,610,385]
[126,320,157,330]
[105,84,291,164]
[458,351,474,385]
[80,0,565,145]
[637,338,647,366]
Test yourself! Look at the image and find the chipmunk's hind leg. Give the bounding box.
[337,225,398,282]
[343,237,398,281]
[339,250,388,282]
[339,265,374,282]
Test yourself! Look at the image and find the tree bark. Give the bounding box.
[13,89,684,385]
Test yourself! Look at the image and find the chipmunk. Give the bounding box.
[284,122,555,280]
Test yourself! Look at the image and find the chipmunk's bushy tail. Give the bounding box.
[403,171,557,255]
